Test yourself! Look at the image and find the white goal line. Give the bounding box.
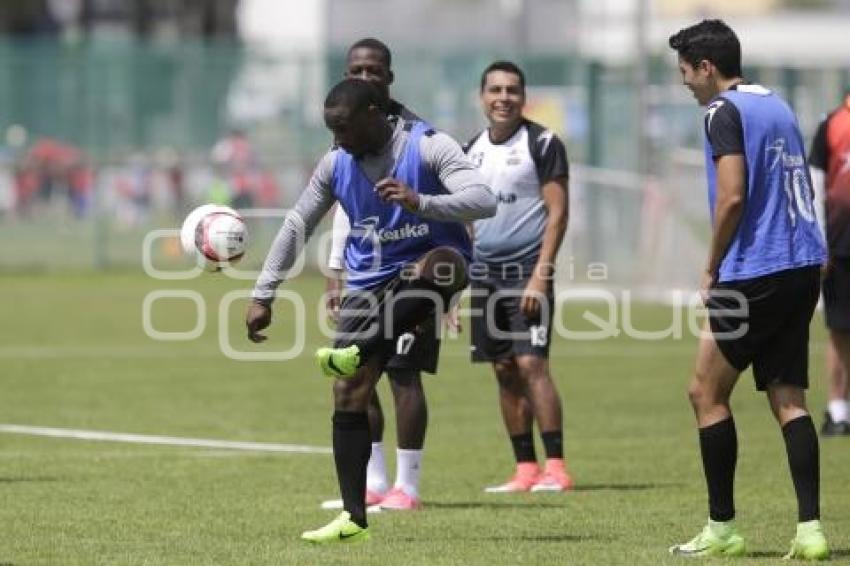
[0,424,331,455]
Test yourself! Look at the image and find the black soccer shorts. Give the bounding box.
[706,266,820,391]
[470,274,554,362]
[334,277,441,374]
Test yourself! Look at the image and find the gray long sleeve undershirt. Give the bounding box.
[252,117,495,302]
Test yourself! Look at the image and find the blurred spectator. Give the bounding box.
[211,128,255,208]
[211,128,255,169]
[159,149,188,221]
[113,152,153,227]
[210,128,279,209]
[16,138,92,217]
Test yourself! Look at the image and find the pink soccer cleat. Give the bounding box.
[366,488,386,506]
[531,459,574,492]
[320,488,386,513]
[378,487,422,510]
[484,462,540,493]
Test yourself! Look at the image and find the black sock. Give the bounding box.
[699,417,737,522]
[332,410,371,528]
[782,415,820,522]
[510,432,536,463]
[541,430,563,459]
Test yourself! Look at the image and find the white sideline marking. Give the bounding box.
[0,424,331,455]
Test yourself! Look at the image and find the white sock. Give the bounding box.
[366,442,389,494]
[828,399,849,423]
[394,448,423,498]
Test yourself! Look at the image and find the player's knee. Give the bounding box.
[494,359,522,390]
[766,384,808,422]
[389,370,426,400]
[416,247,468,293]
[687,378,719,411]
[333,379,371,411]
[687,381,703,408]
[387,368,422,389]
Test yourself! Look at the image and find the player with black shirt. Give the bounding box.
[668,20,829,559]
[465,61,573,493]
[809,92,850,436]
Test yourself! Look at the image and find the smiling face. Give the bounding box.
[480,69,525,130]
[677,56,717,106]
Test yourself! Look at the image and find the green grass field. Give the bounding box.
[1,271,848,565]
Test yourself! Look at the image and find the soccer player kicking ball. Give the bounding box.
[322,38,443,512]
[668,20,829,560]
[246,78,496,543]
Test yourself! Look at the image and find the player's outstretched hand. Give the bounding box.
[375,178,420,212]
[246,301,272,343]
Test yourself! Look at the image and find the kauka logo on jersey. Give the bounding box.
[354,216,430,243]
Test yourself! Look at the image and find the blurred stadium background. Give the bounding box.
[0,0,846,293]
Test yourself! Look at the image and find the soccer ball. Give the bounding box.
[180,204,248,267]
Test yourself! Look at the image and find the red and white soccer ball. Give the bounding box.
[180,204,248,269]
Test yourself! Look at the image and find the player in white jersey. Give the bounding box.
[464,61,573,493]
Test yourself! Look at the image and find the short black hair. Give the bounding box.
[348,37,392,68]
[324,78,383,114]
[669,19,742,78]
[480,60,526,92]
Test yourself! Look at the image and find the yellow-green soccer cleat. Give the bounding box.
[301,511,370,544]
[669,520,746,557]
[315,345,361,378]
[783,520,829,561]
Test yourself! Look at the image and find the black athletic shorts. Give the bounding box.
[823,258,850,332]
[470,274,554,362]
[333,277,441,374]
[706,266,820,391]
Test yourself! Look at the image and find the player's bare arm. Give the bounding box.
[702,154,746,297]
[522,177,568,318]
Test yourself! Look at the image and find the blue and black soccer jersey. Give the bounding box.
[252,115,496,302]
[703,84,826,282]
[333,120,473,289]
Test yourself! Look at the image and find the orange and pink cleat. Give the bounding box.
[531,459,574,492]
[484,462,541,493]
[379,487,422,510]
